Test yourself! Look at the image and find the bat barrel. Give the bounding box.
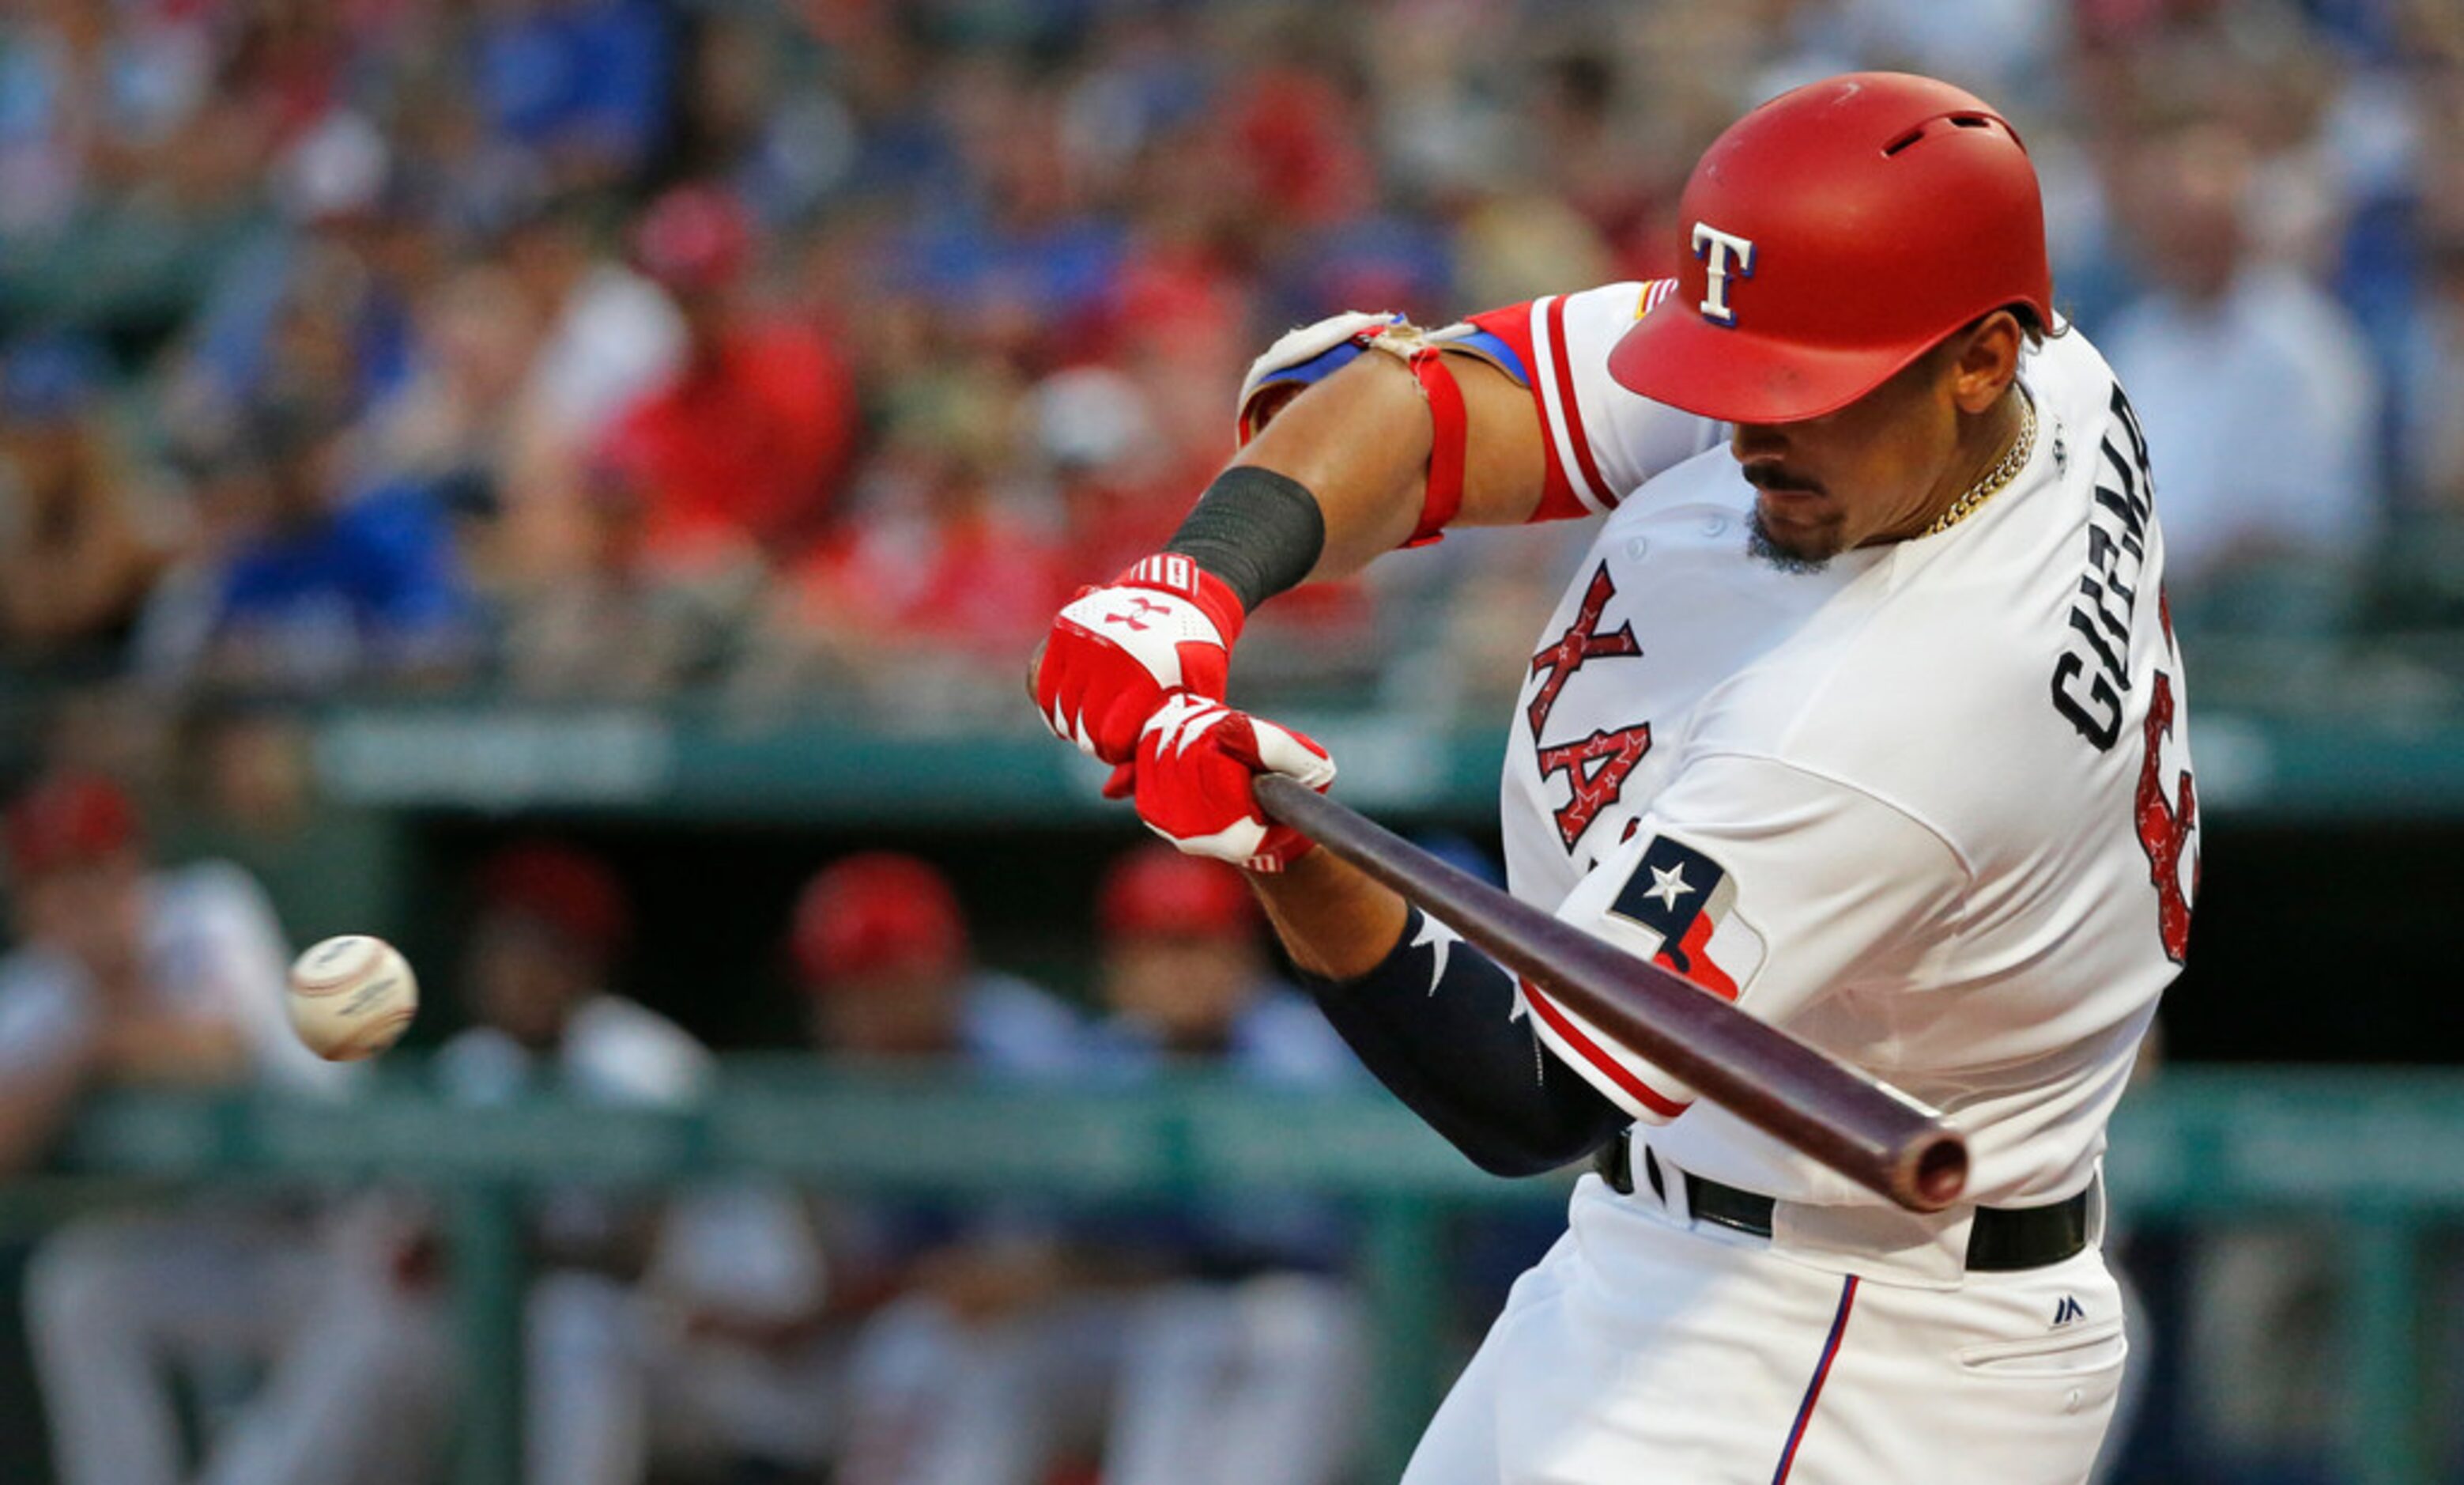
[1255,776,1968,1213]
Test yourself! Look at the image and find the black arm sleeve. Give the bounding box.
[1162,466,1325,612]
[1298,906,1628,1177]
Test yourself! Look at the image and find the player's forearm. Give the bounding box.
[1228,357,1427,580]
[1247,849,1410,981]
[1286,892,1628,1177]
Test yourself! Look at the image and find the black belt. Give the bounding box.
[1594,1132,2092,1274]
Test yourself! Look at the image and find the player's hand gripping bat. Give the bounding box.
[1252,775,1969,1213]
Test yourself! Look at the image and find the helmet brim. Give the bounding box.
[1606,304,1940,426]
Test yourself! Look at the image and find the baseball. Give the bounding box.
[287,935,418,1062]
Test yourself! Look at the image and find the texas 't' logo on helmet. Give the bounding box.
[1691,221,1757,327]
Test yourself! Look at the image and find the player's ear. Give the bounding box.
[1949,311,2024,417]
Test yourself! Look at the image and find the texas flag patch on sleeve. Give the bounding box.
[1519,833,1769,1121]
[1606,834,1765,1000]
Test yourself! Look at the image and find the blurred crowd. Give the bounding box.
[0,766,1372,1485]
[6,0,2464,737]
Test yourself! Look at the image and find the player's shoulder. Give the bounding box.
[2028,322,2130,428]
[1464,278,1681,417]
[564,994,715,1105]
[149,860,281,937]
[960,970,1089,1077]
[1464,279,1723,515]
[1473,278,1678,331]
[0,947,94,1067]
[1230,984,1360,1086]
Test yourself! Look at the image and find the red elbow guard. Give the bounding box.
[1401,346,1469,549]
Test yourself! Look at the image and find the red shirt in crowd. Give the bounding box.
[606,321,857,565]
[795,505,1070,664]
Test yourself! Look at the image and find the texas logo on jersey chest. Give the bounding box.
[1514,501,1864,867]
[1523,562,1657,851]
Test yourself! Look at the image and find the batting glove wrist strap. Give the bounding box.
[1110,553,1250,646]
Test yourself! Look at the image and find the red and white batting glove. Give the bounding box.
[1033,555,1247,766]
[1130,694,1334,873]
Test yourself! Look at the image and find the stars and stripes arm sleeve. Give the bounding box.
[1524,755,1972,1124]
[1461,280,1726,521]
[1300,907,1628,1178]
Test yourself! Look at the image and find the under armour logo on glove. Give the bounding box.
[1133,695,1335,873]
[1102,596,1169,632]
[1034,559,1247,765]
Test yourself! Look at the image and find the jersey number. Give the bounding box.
[2135,666,2198,964]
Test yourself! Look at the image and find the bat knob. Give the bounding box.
[1909,1135,1970,1211]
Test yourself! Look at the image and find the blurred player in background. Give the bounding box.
[791,852,1082,1074]
[1084,845,1364,1485]
[594,184,857,579]
[2,771,424,1485]
[814,847,1368,1485]
[0,335,176,671]
[396,841,815,1485]
[794,852,1100,1485]
[521,850,1096,1483]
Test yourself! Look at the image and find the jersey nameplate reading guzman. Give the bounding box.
[2050,384,2156,751]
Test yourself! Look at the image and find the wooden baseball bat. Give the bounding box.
[1253,776,1968,1212]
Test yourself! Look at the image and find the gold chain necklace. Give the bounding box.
[1922,389,2037,538]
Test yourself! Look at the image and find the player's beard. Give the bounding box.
[1745,507,1833,575]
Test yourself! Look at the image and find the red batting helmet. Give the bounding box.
[1097,846,1257,943]
[476,843,630,962]
[1609,73,2055,425]
[4,771,142,879]
[792,853,968,988]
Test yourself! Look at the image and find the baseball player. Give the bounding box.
[1032,72,2195,1483]
[277,843,817,1485]
[796,853,1106,1485]
[0,772,426,1485]
[1085,845,1364,1485]
[428,842,819,1485]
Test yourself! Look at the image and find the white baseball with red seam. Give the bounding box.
[287,935,418,1062]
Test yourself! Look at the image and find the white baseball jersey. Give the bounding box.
[0,861,340,1090]
[1462,282,2196,1217]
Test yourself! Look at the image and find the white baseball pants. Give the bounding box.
[839,1274,1364,1485]
[26,1207,444,1485]
[1402,1175,2127,1485]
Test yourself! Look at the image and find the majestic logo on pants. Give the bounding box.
[1609,835,1764,999]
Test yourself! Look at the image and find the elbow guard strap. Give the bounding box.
[1400,346,1467,548]
[1233,311,1482,552]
